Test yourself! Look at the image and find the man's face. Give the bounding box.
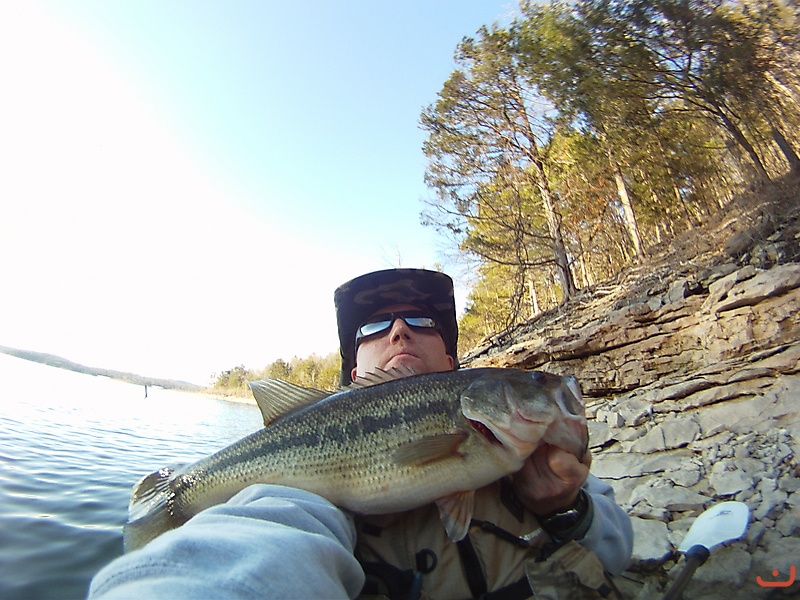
[351,303,454,381]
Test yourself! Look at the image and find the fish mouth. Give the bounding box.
[469,419,502,445]
[468,413,544,457]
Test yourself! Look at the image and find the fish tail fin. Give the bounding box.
[123,466,187,552]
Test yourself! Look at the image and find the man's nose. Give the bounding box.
[389,318,413,341]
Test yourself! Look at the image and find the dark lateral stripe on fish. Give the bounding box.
[246,387,462,454]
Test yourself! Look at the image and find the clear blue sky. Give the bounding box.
[0,1,517,385]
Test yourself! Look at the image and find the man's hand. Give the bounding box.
[511,445,592,516]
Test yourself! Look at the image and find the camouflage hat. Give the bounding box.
[334,268,459,385]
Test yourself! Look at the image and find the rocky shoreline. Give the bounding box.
[465,179,800,598]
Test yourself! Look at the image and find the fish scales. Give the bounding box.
[124,368,588,551]
[162,374,466,514]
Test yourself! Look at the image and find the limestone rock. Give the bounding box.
[630,480,709,512]
[709,464,754,496]
[463,182,800,598]
[752,536,800,593]
[680,547,753,600]
[630,517,672,563]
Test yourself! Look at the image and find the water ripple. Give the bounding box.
[0,355,260,600]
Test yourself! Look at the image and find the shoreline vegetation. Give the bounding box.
[211,353,341,397]
[0,344,341,406]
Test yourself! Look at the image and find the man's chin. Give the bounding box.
[385,354,426,373]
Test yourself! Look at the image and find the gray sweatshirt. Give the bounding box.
[88,478,632,599]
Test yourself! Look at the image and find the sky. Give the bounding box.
[0,1,517,385]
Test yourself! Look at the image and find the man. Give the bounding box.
[88,268,631,600]
[335,269,632,598]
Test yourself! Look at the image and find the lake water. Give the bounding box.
[0,353,261,599]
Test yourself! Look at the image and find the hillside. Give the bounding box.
[462,175,800,598]
[0,345,205,392]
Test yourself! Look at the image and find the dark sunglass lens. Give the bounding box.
[356,312,438,344]
[404,316,436,328]
[357,319,392,339]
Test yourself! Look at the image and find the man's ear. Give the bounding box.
[350,366,358,381]
[447,355,455,370]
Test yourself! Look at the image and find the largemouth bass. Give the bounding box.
[123,368,588,551]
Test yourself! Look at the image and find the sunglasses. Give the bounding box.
[355,310,440,345]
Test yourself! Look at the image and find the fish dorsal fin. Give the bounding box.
[248,379,332,426]
[344,365,418,390]
[436,490,475,542]
[393,431,468,466]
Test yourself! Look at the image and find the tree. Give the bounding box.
[213,364,249,392]
[213,352,341,394]
[421,26,578,304]
[422,0,799,356]
[731,0,800,173]
[570,0,796,181]
[264,358,292,380]
[458,263,523,353]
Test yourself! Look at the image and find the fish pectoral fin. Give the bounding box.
[436,491,475,542]
[392,432,468,466]
[248,379,332,426]
[124,466,185,553]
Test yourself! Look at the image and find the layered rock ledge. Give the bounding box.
[464,179,800,598]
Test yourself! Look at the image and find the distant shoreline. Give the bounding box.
[0,344,255,405]
[0,344,204,390]
[200,391,257,405]
[0,346,198,392]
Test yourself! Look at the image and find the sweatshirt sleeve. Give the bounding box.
[578,474,634,575]
[87,484,365,600]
